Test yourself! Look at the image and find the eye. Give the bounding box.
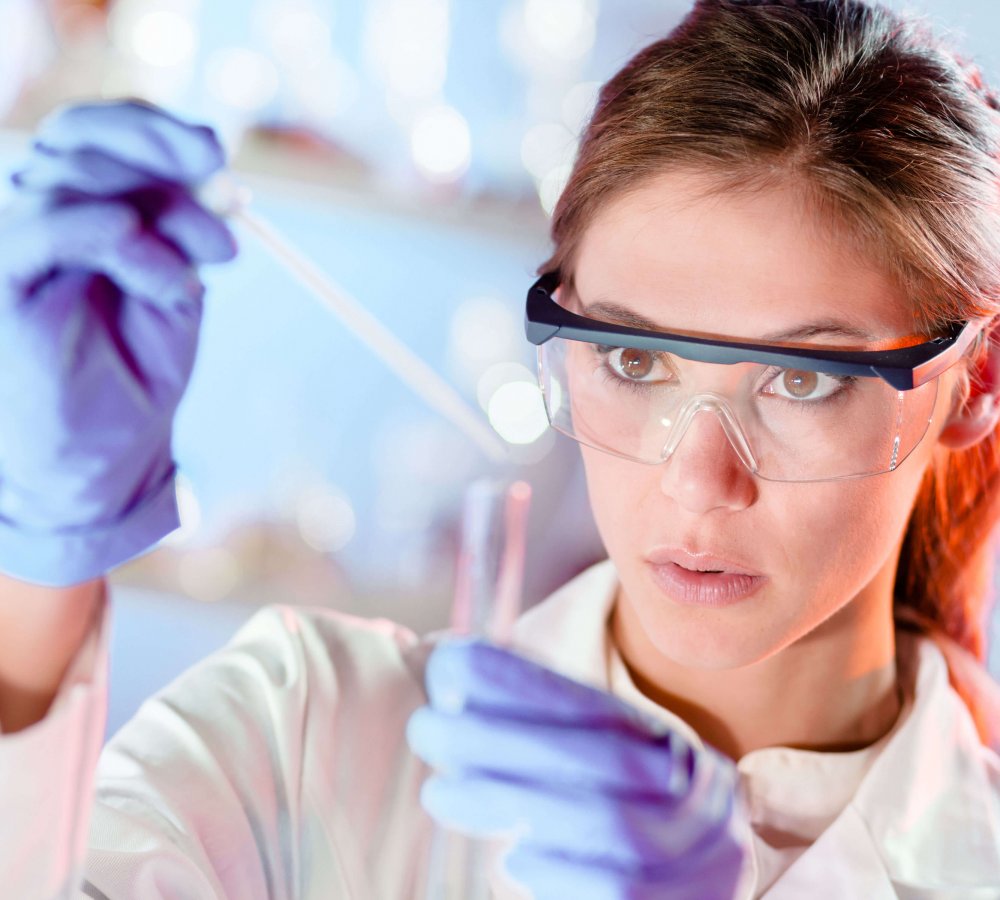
[607,347,660,381]
[763,369,850,402]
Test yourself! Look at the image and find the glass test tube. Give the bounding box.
[422,477,532,900]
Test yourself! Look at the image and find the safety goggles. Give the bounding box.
[524,272,984,482]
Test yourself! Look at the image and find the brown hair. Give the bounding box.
[544,0,1000,742]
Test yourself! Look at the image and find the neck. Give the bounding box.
[610,575,903,760]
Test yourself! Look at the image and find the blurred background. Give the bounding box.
[1,0,999,740]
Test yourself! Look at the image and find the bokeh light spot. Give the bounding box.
[487,380,550,444]
[410,105,472,182]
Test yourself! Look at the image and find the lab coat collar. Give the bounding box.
[765,629,1000,897]
[511,557,619,690]
[835,631,1000,892]
[511,558,1000,896]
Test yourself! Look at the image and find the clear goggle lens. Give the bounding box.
[537,337,940,482]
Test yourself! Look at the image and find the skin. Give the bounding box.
[570,169,1000,760]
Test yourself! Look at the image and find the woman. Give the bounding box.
[1,1,999,897]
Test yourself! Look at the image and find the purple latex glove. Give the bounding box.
[407,638,750,900]
[0,99,236,586]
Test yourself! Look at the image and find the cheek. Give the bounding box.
[812,384,947,588]
[780,476,915,593]
[578,447,651,555]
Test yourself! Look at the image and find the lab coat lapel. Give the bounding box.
[846,635,1000,893]
[759,804,897,899]
[768,635,1000,897]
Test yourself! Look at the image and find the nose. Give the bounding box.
[658,406,757,514]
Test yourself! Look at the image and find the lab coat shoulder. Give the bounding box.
[768,633,1000,899]
[84,602,435,900]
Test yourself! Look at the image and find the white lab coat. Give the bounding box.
[2,558,999,899]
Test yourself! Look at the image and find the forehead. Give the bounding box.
[572,169,917,344]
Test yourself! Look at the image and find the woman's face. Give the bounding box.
[572,169,960,670]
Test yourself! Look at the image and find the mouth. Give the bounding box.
[644,546,761,577]
[643,547,766,607]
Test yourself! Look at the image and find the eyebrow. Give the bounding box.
[579,300,878,343]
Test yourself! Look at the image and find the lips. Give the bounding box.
[645,545,766,609]
[645,546,762,577]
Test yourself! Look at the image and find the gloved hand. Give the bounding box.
[0,99,237,586]
[407,638,750,900]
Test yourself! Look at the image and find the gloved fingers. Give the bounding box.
[152,185,238,264]
[33,99,225,185]
[683,745,744,829]
[419,773,524,839]
[419,770,709,868]
[1,201,203,311]
[1,199,135,294]
[0,269,108,408]
[426,638,668,736]
[0,273,140,482]
[0,268,194,528]
[9,147,236,265]
[502,842,740,900]
[101,228,203,311]
[0,265,199,413]
[407,705,691,800]
[11,146,159,196]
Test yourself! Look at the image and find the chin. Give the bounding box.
[650,625,775,670]
[623,570,790,670]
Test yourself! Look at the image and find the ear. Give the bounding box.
[937,316,1000,451]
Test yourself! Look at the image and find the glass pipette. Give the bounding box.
[199,173,510,466]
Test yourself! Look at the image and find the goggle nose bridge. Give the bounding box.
[658,392,760,474]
